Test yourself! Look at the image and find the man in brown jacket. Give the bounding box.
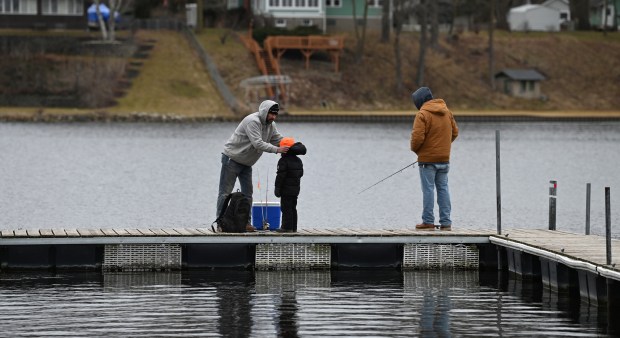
[410,87,459,231]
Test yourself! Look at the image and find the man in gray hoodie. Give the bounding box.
[217,100,289,232]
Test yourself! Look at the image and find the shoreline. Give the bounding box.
[1,109,620,123]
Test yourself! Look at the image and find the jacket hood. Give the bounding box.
[412,87,433,110]
[421,99,449,116]
[258,100,278,125]
[286,142,307,156]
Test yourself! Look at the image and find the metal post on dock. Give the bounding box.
[549,180,557,230]
[605,187,611,265]
[496,130,502,235]
[585,183,591,235]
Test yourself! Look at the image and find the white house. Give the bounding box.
[251,0,326,31]
[542,0,571,25]
[507,4,561,32]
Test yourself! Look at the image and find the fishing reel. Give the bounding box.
[262,220,270,231]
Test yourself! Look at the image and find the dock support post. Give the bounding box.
[495,130,502,235]
[585,183,591,235]
[605,187,611,265]
[549,180,557,230]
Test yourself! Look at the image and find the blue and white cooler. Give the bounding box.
[252,201,281,231]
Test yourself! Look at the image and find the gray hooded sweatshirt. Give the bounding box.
[223,100,283,166]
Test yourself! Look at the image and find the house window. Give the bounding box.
[1,0,37,14]
[368,0,382,7]
[520,81,527,93]
[302,19,313,26]
[326,0,341,7]
[275,19,287,27]
[42,0,83,15]
[282,0,292,7]
[307,0,318,7]
[269,0,280,6]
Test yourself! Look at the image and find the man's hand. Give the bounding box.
[277,146,289,154]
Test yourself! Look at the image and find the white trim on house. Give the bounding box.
[41,0,84,16]
[0,0,37,14]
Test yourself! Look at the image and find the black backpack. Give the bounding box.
[212,191,251,233]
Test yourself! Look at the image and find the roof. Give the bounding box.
[495,69,546,81]
[510,4,543,13]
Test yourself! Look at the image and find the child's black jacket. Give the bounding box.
[274,142,306,197]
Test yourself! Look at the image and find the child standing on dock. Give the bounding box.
[274,137,307,233]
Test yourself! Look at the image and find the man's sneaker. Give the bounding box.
[439,225,452,231]
[245,224,256,232]
[416,223,435,230]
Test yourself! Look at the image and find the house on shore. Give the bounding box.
[495,69,546,100]
[590,0,620,30]
[507,3,561,32]
[0,0,87,30]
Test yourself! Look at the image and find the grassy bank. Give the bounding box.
[1,28,619,121]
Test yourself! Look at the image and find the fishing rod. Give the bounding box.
[357,161,418,194]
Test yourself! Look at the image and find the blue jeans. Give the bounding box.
[216,154,253,220]
[418,163,451,226]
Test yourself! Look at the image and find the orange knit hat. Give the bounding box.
[280,137,295,147]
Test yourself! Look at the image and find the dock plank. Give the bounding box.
[14,229,28,237]
[101,229,118,236]
[0,230,15,237]
[51,229,67,237]
[137,229,156,236]
[173,228,193,236]
[26,229,41,237]
[113,229,130,236]
[65,229,80,237]
[183,228,204,236]
[125,229,143,236]
[148,228,168,236]
[39,229,54,237]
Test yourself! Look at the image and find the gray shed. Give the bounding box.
[494,69,546,99]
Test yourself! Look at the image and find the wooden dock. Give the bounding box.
[1,227,619,305]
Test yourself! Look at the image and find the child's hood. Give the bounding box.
[287,142,307,156]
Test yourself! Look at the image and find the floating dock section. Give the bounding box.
[0,228,618,307]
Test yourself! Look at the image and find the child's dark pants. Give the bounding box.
[280,195,298,231]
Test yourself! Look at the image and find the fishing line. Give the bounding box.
[357,161,418,194]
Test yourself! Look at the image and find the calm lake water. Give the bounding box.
[0,120,619,336]
[0,270,616,337]
[0,121,618,236]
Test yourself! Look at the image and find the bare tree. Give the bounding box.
[489,0,495,89]
[352,0,370,63]
[570,0,591,30]
[93,0,131,41]
[381,0,391,43]
[416,0,428,86]
[429,0,439,49]
[393,0,405,93]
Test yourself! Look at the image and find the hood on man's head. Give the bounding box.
[258,99,278,124]
[412,87,433,110]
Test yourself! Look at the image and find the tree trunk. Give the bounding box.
[429,0,438,49]
[355,1,370,63]
[381,0,391,43]
[570,0,591,30]
[489,0,495,89]
[416,0,428,86]
[94,0,108,41]
[393,0,404,94]
[603,0,608,35]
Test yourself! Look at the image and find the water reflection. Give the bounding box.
[0,270,615,337]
